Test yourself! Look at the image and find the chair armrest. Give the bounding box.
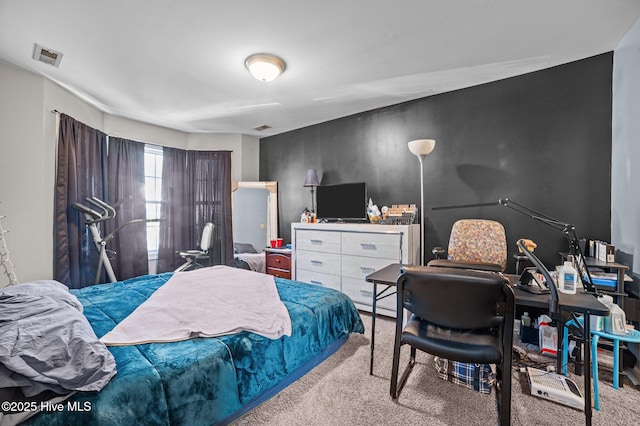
[427,258,503,272]
[432,247,446,259]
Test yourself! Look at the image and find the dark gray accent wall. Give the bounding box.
[260,53,613,272]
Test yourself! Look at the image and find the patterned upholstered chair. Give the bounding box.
[429,219,507,272]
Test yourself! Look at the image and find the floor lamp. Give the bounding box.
[408,139,436,266]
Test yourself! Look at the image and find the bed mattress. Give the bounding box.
[27,272,364,425]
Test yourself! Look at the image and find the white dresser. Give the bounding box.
[291,223,420,317]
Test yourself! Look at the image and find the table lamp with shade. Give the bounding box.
[303,169,320,214]
[408,139,436,266]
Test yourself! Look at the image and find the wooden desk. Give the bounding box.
[365,263,609,426]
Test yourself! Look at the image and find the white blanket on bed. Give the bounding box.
[100,266,292,346]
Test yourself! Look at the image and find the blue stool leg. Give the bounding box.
[592,334,600,411]
[612,338,620,389]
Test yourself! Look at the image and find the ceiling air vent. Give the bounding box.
[32,43,63,67]
[253,124,272,131]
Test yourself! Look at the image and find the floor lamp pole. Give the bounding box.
[408,138,435,267]
[418,156,425,266]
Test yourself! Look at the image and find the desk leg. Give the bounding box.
[370,281,377,375]
[616,268,625,311]
[583,314,592,426]
[613,268,625,388]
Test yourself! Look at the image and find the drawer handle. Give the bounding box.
[360,242,377,250]
[310,239,323,245]
[310,260,323,266]
[275,258,281,264]
[360,266,376,274]
[310,280,322,285]
[360,289,373,297]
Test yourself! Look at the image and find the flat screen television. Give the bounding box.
[316,182,367,222]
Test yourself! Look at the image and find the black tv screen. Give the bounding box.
[316,182,367,221]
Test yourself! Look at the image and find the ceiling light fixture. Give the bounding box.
[245,53,286,82]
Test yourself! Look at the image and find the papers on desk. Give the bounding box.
[587,272,632,288]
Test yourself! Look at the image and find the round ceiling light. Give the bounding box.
[245,53,286,82]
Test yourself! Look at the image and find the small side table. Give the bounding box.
[265,248,292,279]
[562,318,640,411]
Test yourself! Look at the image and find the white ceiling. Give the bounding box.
[1,1,639,137]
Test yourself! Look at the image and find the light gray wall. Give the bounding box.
[612,17,640,296]
[0,62,259,284]
[0,63,48,285]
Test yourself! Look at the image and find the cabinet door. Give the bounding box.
[341,232,401,259]
[296,230,341,253]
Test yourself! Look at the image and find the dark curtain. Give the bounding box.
[104,137,149,280]
[54,114,108,288]
[157,147,192,272]
[157,148,233,272]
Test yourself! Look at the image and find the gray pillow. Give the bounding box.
[234,242,258,254]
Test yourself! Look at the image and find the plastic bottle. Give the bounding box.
[601,295,627,335]
[521,312,531,327]
[557,261,578,294]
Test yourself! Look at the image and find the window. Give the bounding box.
[144,145,163,257]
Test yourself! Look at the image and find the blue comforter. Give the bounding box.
[28,273,364,425]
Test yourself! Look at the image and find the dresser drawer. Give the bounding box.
[341,255,397,280]
[295,250,341,275]
[341,232,401,259]
[341,276,397,312]
[266,253,291,270]
[267,267,291,279]
[295,230,341,254]
[296,269,341,291]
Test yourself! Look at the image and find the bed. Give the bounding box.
[234,252,266,273]
[233,242,266,273]
[2,268,363,426]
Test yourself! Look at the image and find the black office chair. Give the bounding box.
[390,266,515,426]
[175,222,215,272]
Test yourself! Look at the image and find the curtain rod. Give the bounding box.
[48,112,236,150]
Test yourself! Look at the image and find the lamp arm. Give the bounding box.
[499,198,569,231]
[565,227,598,294]
[501,198,597,294]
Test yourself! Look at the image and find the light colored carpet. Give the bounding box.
[235,313,640,425]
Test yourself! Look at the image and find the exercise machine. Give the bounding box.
[72,197,152,284]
